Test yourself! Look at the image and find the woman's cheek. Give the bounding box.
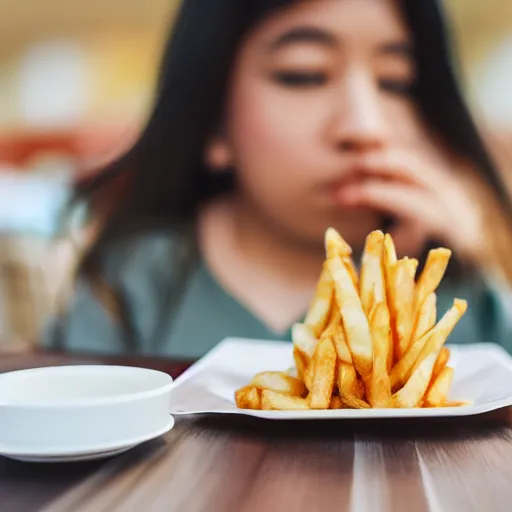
[230,78,320,148]
[384,99,428,149]
[230,100,306,198]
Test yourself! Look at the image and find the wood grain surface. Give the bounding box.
[1,352,512,512]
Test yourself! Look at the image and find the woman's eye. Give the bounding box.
[379,79,414,96]
[272,71,328,87]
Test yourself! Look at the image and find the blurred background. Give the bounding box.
[0,0,511,349]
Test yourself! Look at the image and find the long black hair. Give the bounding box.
[75,0,510,279]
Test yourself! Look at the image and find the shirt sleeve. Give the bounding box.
[41,277,129,355]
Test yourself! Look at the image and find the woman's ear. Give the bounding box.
[204,135,234,172]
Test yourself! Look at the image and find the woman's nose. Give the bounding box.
[327,69,390,153]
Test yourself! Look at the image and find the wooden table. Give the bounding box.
[1,351,512,512]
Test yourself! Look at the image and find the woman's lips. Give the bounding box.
[325,174,368,203]
[322,163,374,193]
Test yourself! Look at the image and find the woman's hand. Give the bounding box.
[335,149,485,262]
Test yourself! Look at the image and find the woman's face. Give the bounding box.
[210,0,429,251]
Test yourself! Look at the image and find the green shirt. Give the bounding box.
[43,229,512,358]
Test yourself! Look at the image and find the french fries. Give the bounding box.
[309,336,337,409]
[414,248,452,316]
[390,299,466,391]
[360,230,386,316]
[328,255,373,380]
[304,264,333,337]
[333,325,353,365]
[291,323,317,358]
[368,302,392,408]
[424,367,454,408]
[338,361,364,401]
[389,258,416,361]
[235,386,261,410]
[235,228,469,411]
[413,292,437,341]
[250,372,306,397]
[392,349,439,408]
[325,227,359,288]
[261,390,309,410]
[432,347,450,382]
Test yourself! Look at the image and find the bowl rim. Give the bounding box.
[0,416,175,456]
[0,365,174,408]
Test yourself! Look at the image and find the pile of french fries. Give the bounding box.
[235,228,470,411]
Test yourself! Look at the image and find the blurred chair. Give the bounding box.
[0,132,76,351]
[0,125,134,351]
[0,167,76,350]
[0,235,76,351]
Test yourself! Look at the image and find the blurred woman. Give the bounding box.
[45,0,512,358]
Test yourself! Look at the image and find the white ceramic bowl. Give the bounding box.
[0,365,174,459]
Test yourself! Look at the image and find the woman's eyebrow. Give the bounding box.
[267,26,338,52]
[378,41,414,57]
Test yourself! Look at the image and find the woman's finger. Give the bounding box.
[355,149,451,192]
[337,178,483,260]
[337,180,447,240]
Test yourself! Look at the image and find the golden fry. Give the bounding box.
[368,302,392,408]
[235,386,261,410]
[383,233,397,269]
[340,395,371,409]
[292,323,317,360]
[325,227,352,259]
[309,312,340,392]
[337,361,364,399]
[390,258,416,361]
[392,349,439,408]
[329,395,343,409]
[325,228,358,288]
[382,235,397,371]
[431,347,450,382]
[408,258,419,276]
[250,371,306,397]
[309,336,337,409]
[304,363,314,391]
[332,325,353,365]
[344,257,359,290]
[359,230,386,316]
[261,390,310,410]
[328,255,373,379]
[411,292,437,342]
[304,264,334,337]
[442,400,474,408]
[414,248,452,315]
[412,299,467,376]
[424,366,454,407]
[390,299,466,391]
[382,235,397,304]
[322,306,341,339]
[293,347,308,383]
